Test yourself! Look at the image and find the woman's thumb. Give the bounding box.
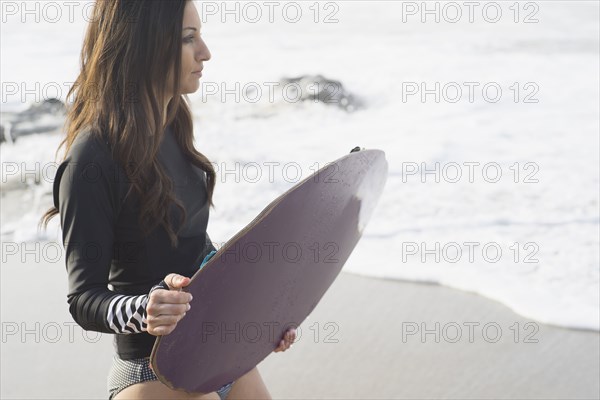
[165,273,191,290]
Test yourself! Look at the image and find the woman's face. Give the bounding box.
[178,0,211,95]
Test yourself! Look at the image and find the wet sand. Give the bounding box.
[1,246,598,399]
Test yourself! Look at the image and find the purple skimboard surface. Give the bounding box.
[151,148,388,394]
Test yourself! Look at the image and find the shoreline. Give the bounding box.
[349,272,600,335]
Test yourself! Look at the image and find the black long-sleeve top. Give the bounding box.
[53,125,215,359]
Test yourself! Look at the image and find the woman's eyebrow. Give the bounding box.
[183,27,198,32]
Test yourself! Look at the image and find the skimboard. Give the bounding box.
[150,147,388,393]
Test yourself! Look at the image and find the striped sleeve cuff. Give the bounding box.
[106,281,170,334]
[106,294,149,334]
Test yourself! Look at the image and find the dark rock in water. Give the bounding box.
[15,98,65,118]
[0,98,66,144]
[278,74,365,112]
[279,74,364,112]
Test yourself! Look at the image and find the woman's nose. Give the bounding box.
[197,39,211,62]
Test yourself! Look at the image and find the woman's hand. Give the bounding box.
[146,273,193,336]
[274,328,297,353]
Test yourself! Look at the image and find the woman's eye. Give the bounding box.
[183,36,194,43]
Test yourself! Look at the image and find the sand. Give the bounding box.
[1,243,598,399]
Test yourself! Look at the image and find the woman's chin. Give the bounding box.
[182,82,200,95]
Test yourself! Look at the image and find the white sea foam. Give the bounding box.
[1,1,598,330]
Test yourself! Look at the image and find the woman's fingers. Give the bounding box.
[146,313,187,336]
[148,324,178,336]
[285,328,297,345]
[146,275,193,337]
[147,313,186,326]
[286,329,296,342]
[164,273,191,290]
[148,289,193,307]
[274,328,297,352]
[274,339,291,352]
[147,302,190,316]
[274,340,284,352]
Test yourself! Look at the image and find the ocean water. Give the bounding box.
[1,1,598,330]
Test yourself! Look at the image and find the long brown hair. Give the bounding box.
[38,0,215,248]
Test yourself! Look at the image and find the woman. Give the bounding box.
[38,1,296,399]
